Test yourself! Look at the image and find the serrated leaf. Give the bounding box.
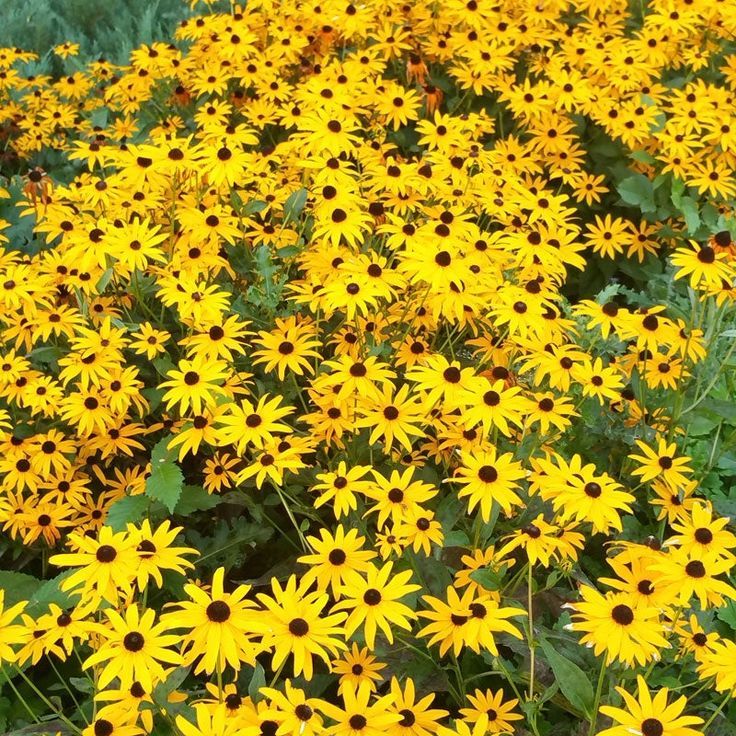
[670,177,686,208]
[716,600,736,631]
[146,462,183,513]
[151,435,176,464]
[538,637,594,718]
[679,196,700,233]
[617,174,656,213]
[146,436,184,512]
[174,485,221,515]
[26,571,76,615]
[106,494,151,531]
[0,571,42,607]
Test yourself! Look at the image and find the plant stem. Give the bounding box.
[269,658,286,687]
[273,483,309,552]
[2,668,41,724]
[216,657,223,703]
[702,692,731,732]
[12,665,82,734]
[587,658,607,736]
[451,652,465,699]
[47,655,89,725]
[527,563,535,701]
[495,656,524,704]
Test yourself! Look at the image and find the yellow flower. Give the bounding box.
[597,676,702,736]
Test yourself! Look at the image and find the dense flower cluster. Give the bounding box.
[0,0,735,735]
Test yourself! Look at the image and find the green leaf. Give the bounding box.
[152,666,191,717]
[106,494,152,531]
[716,600,736,631]
[629,150,655,165]
[469,567,505,592]
[538,637,594,718]
[96,267,114,293]
[0,571,42,607]
[174,485,221,515]
[146,437,184,513]
[617,174,656,213]
[241,199,267,216]
[249,662,266,702]
[670,177,686,208]
[147,463,183,513]
[26,571,76,615]
[678,196,700,233]
[151,435,176,464]
[282,187,307,224]
[69,677,95,694]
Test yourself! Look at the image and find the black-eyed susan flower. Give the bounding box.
[160,356,229,416]
[629,439,694,488]
[216,394,294,453]
[332,644,387,695]
[567,587,670,666]
[597,676,702,736]
[387,676,448,736]
[298,526,377,598]
[332,561,420,649]
[452,448,525,521]
[50,527,139,605]
[84,606,181,692]
[260,680,327,736]
[257,575,347,680]
[163,566,264,675]
[320,682,402,736]
[459,688,523,734]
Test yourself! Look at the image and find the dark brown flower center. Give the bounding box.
[206,600,231,622]
[611,604,634,625]
[123,632,145,652]
[349,715,367,730]
[289,617,309,636]
[328,548,347,565]
[96,544,117,563]
[295,704,313,721]
[478,465,498,483]
[641,718,663,736]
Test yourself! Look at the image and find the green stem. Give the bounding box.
[269,658,287,688]
[587,658,607,736]
[681,339,736,416]
[274,483,309,552]
[451,652,465,699]
[702,692,730,732]
[495,656,524,704]
[2,668,41,724]
[290,373,310,414]
[527,563,535,701]
[216,656,223,703]
[12,665,82,734]
[395,636,463,706]
[47,655,89,725]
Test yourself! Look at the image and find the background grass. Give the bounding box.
[0,0,193,69]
